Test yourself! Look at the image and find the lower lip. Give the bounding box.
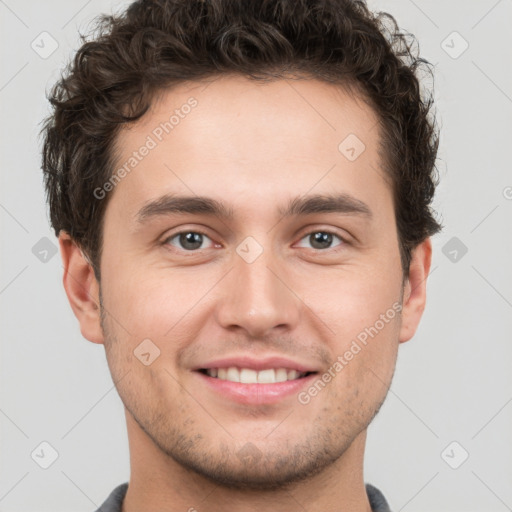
[194,371,318,405]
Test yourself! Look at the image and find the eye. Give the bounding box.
[164,231,216,251]
[163,229,346,253]
[295,230,345,251]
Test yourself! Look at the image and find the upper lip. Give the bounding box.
[193,355,320,373]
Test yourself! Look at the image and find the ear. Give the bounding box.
[59,231,104,344]
[398,237,433,344]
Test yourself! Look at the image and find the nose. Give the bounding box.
[215,244,301,339]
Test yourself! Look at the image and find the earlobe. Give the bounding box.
[59,232,104,344]
[398,238,432,344]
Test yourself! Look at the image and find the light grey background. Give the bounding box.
[1,0,511,510]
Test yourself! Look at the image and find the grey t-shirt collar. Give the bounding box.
[95,481,392,512]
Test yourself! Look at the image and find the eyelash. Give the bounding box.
[162,229,348,253]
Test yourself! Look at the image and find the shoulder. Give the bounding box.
[94,482,128,512]
[366,483,392,512]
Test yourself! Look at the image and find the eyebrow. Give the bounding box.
[135,192,373,224]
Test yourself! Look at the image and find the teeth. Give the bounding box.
[240,368,257,384]
[257,369,275,383]
[227,367,240,382]
[205,367,307,383]
[275,368,288,382]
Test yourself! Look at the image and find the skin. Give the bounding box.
[59,74,431,512]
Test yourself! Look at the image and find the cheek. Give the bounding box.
[295,263,402,340]
[101,263,219,366]
[296,261,402,396]
[102,262,180,333]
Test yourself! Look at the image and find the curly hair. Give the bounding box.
[41,0,442,281]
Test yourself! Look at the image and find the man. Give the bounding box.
[41,0,442,510]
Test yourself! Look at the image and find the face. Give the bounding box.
[71,75,428,489]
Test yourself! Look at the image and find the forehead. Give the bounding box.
[107,74,390,225]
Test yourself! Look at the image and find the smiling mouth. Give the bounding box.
[197,367,317,384]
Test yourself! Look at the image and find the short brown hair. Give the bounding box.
[41,0,442,280]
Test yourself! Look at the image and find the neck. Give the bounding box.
[122,410,373,512]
